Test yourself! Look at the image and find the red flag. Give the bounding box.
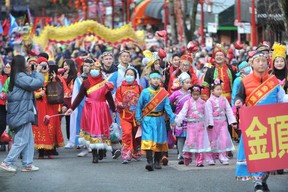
[2,19,10,36]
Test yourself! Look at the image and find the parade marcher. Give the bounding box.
[115,67,143,164]
[168,54,198,94]
[117,50,139,87]
[271,43,288,92]
[61,59,78,141]
[205,79,237,166]
[235,50,286,192]
[0,55,44,172]
[33,57,66,159]
[202,44,237,103]
[65,61,116,164]
[168,72,191,164]
[136,70,176,171]
[140,50,162,88]
[65,59,93,156]
[0,61,11,151]
[175,85,210,167]
[101,51,118,95]
[231,61,252,106]
[164,53,180,90]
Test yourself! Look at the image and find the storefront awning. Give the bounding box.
[144,0,163,19]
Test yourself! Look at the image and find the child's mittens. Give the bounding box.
[207,125,213,129]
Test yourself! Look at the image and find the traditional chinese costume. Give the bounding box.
[115,80,143,161]
[205,94,236,164]
[235,72,285,181]
[175,97,211,166]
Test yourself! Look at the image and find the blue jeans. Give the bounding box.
[3,123,35,168]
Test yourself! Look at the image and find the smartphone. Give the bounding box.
[49,65,58,74]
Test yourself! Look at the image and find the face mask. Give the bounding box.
[243,66,252,74]
[125,75,135,83]
[90,69,100,77]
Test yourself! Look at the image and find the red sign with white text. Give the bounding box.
[239,103,288,172]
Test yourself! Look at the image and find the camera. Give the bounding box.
[40,63,48,70]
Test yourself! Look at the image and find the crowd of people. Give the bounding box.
[0,34,287,192]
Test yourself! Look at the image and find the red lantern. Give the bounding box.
[234,40,244,50]
[158,48,166,59]
[156,30,167,38]
[187,41,199,53]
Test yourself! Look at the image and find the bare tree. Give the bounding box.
[279,0,288,33]
[181,0,199,44]
[169,0,178,44]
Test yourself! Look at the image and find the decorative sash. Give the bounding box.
[245,75,279,106]
[142,88,168,117]
[87,80,107,95]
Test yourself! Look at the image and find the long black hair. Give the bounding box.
[9,55,26,92]
[62,59,77,85]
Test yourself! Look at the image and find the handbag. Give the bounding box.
[0,132,11,143]
[46,80,64,104]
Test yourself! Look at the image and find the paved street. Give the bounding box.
[0,144,287,192]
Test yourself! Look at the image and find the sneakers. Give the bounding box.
[178,157,184,165]
[64,142,75,149]
[221,160,229,165]
[262,183,270,192]
[122,159,128,164]
[0,162,17,172]
[254,184,264,192]
[21,165,39,172]
[77,149,89,157]
[208,160,215,166]
[112,149,121,159]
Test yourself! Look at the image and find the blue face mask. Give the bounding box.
[125,75,135,83]
[90,69,100,77]
[243,66,252,74]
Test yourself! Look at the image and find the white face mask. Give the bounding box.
[90,69,100,77]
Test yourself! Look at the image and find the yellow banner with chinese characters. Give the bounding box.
[239,103,288,172]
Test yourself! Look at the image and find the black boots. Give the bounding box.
[92,149,98,163]
[145,150,154,171]
[154,152,162,169]
[98,149,104,160]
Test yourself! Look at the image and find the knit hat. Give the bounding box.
[27,57,37,64]
[272,43,286,62]
[238,61,249,71]
[212,44,228,58]
[180,54,193,64]
[37,57,49,65]
[178,72,190,83]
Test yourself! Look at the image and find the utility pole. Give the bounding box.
[251,0,256,46]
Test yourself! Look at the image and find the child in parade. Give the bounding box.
[65,61,116,164]
[205,79,237,165]
[231,61,252,106]
[136,70,175,171]
[175,85,211,167]
[115,67,143,164]
[168,72,191,164]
